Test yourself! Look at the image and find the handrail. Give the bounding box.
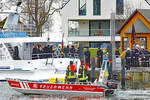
[31,53,79,59]
[7,78,105,86]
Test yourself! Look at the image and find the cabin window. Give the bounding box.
[122,37,129,51]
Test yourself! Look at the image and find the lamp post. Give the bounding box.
[145,0,150,5]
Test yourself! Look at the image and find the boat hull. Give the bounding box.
[8,80,105,95]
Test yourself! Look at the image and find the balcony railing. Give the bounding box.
[68,29,111,37]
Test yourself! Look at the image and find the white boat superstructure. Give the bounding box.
[0,11,81,80]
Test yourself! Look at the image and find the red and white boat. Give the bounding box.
[7,58,118,96]
[8,79,106,95]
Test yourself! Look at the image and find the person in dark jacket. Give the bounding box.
[97,48,103,68]
[84,47,91,68]
[131,49,136,67]
[32,44,38,59]
[14,46,20,60]
[77,44,84,61]
[140,46,150,67]
[134,45,140,67]
[64,45,70,58]
[125,48,131,70]
[91,58,96,83]
[70,45,75,57]
[38,45,43,59]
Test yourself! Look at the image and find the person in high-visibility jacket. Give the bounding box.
[78,61,88,84]
[65,61,76,84]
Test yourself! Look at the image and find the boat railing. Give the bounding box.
[31,52,79,60]
[7,78,104,86]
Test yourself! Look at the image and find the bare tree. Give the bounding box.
[25,0,70,36]
[0,0,70,36]
[116,0,142,20]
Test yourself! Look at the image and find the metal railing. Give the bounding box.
[68,29,111,37]
[7,78,103,86]
[31,53,79,60]
[124,54,150,70]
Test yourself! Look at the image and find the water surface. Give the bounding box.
[0,82,150,100]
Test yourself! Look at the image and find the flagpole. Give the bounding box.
[131,24,136,50]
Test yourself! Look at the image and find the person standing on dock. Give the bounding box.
[65,61,77,84]
[78,60,88,84]
[97,48,103,68]
[125,48,131,70]
[70,45,75,57]
[134,45,140,67]
[84,47,91,68]
[77,44,84,61]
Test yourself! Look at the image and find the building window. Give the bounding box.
[89,20,110,36]
[93,0,101,15]
[79,0,86,16]
[116,0,124,15]
[136,37,147,49]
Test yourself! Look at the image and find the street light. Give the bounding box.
[145,0,150,5]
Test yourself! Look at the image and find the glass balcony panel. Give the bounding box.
[68,29,111,37]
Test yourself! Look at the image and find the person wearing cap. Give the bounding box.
[140,46,150,67]
[65,61,77,84]
[134,44,140,67]
[125,48,131,70]
[78,60,88,84]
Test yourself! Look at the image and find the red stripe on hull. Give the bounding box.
[22,82,26,88]
[8,80,21,88]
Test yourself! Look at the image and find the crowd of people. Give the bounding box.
[32,44,53,59]
[64,47,105,84]
[32,43,105,69]
[125,45,150,70]
[32,44,82,59]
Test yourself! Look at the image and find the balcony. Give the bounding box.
[68,29,120,42]
[68,29,110,37]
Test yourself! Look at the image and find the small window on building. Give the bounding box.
[93,0,101,15]
[122,37,129,51]
[116,0,124,15]
[137,37,147,49]
[79,0,86,16]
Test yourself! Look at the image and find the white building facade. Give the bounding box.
[61,0,149,48]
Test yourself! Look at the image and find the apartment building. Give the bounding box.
[61,0,149,48]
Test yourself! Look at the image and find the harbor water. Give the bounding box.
[1,82,150,100]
